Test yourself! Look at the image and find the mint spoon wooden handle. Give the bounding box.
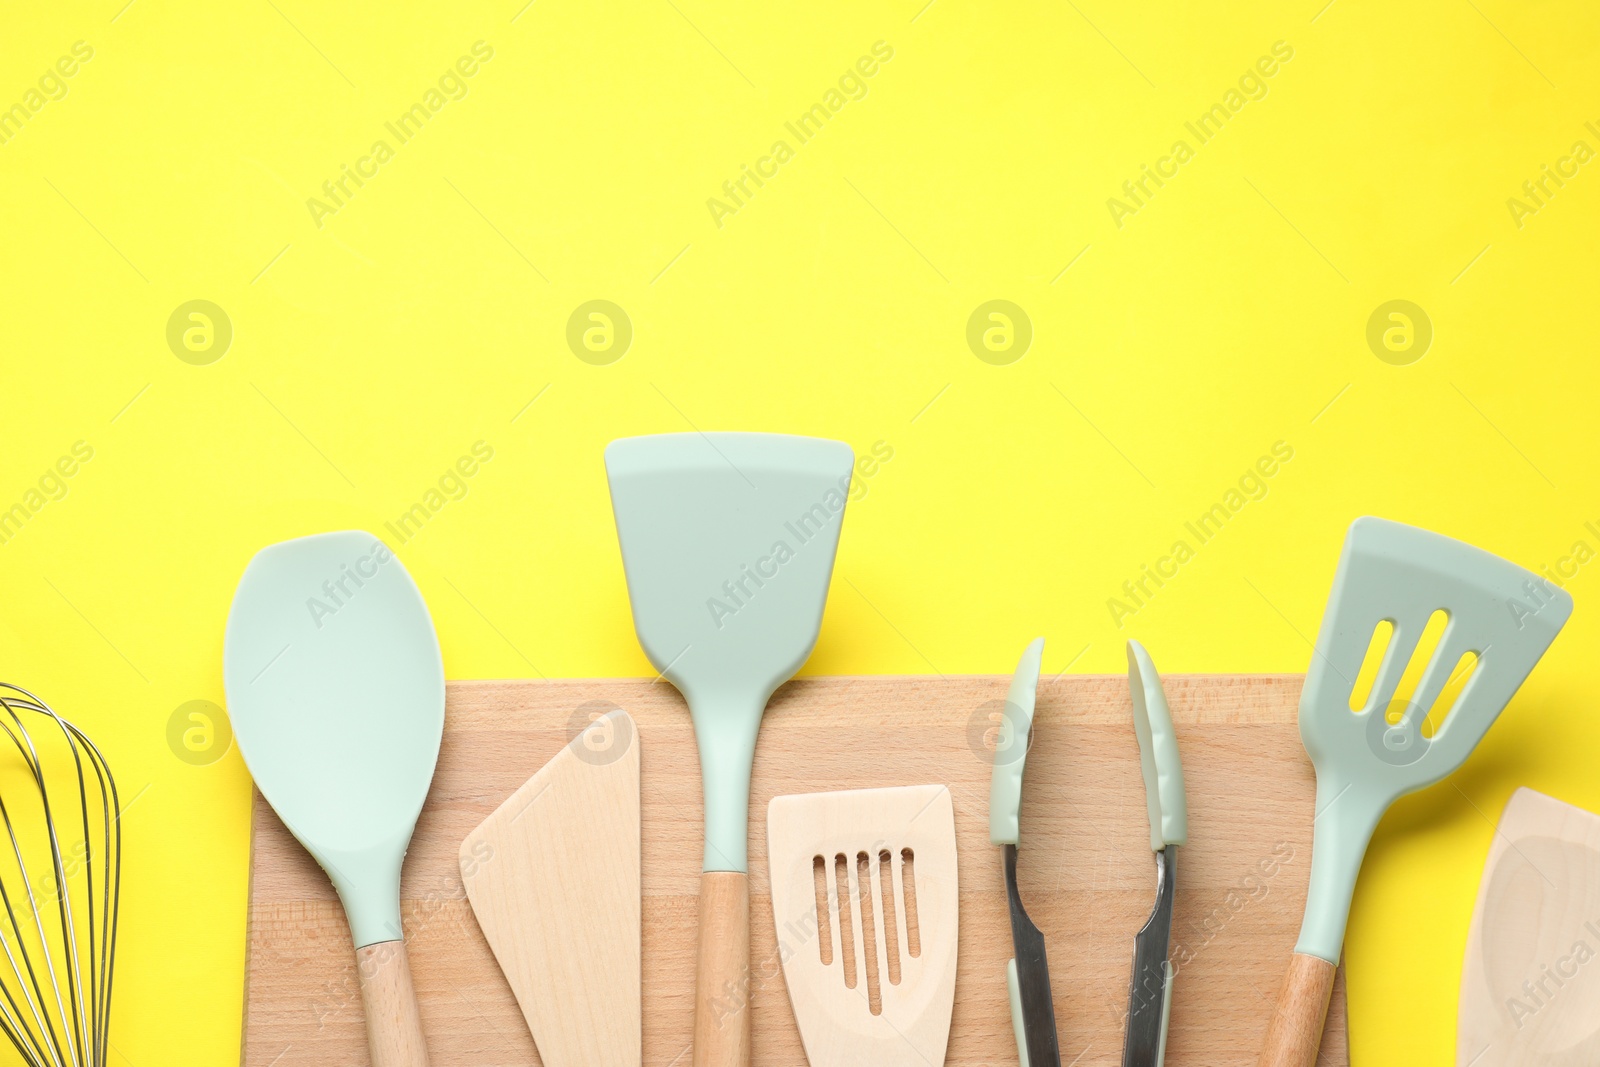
[1259,952,1337,1067]
[356,940,430,1067]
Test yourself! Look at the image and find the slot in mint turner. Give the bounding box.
[1259,517,1572,1067]
[606,432,852,1067]
[224,531,444,1067]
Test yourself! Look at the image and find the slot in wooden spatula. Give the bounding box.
[459,709,641,1067]
[767,785,958,1067]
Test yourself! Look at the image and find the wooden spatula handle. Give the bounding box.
[356,940,431,1067]
[1258,951,1337,1067]
[694,871,751,1067]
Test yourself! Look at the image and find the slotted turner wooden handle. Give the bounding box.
[694,871,751,1067]
[1258,951,1337,1067]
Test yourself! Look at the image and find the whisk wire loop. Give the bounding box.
[0,685,120,1067]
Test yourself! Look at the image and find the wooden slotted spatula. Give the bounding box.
[459,708,641,1067]
[1458,788,1600,1066]
[767,785,958,1067]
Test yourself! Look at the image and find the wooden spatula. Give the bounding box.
[767,785,958,1067]
[459,709,641,1067]
[1458,787,1600,1066]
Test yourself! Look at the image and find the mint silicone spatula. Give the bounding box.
[224,531,444,1067]
[606,432,853,1067]
[1258,518,1572,1067]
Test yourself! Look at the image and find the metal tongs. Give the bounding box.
[1122,640,1188,1066]
[989,639,1188,1067]
[989,637,1059,1067]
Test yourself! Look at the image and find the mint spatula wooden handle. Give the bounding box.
[693,872,751,1067]
[1258,518,1572,1066]
[605,433,854,1067]
[1258,954,1337,1067]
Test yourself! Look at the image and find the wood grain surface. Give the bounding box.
[767,784,960,1067]
[459,708,641,1067]
[1257,951,1340,1067]
[244,674,1349,1066]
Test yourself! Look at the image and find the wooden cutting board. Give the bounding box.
[243,674,1349,1066]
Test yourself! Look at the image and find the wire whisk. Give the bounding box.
[0,685,120,1067]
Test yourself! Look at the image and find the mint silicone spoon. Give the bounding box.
[1259,518,1572,1067]
[224,531,444,1067]
[606,432,852,1067]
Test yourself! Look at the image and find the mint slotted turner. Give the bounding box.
[225,531,444,1067]
[1259,518,1573,1067]
[606,432,853,1067]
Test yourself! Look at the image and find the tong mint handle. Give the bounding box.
[1128,640,1187,852]
[1006,959,1031,1067]
[990,638,1044,846]
[1155,960,1174,1067]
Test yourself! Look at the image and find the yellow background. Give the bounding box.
[2,0,1597,1062]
